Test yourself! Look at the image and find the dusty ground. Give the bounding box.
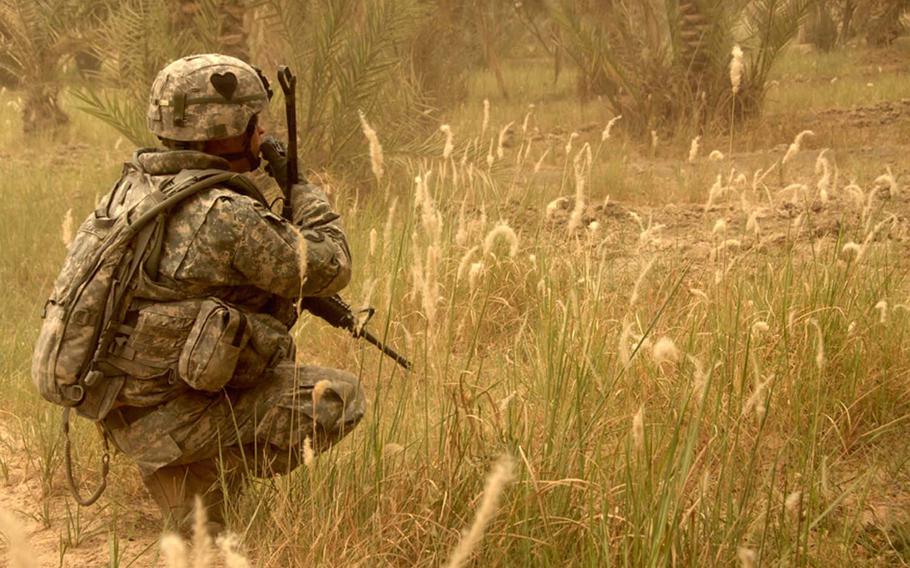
[0,418,162,567]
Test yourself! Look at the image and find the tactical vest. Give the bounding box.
[31,153,267,421]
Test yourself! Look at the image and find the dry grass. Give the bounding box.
[1,43,910,567]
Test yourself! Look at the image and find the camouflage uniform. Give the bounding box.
[98,148,365,530]
[96,54,364,530]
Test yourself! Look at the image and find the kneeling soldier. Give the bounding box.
[46,53,365,533]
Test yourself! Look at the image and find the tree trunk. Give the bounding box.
[22,85,68,134]
[479,6,509,100]
[839,0,855,44]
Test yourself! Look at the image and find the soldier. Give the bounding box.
[96,54,365,534]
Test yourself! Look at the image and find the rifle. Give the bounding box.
[261,66,411,372]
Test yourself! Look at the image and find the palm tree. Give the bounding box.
[0,0,99,133]
[76,0,434,173]
[538,0,818,138]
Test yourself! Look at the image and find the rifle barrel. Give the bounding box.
[360,329,413,371]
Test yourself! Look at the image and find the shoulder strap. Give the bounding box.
[136,170,269,283]
[92,170,260,372]
[124,170,267,239]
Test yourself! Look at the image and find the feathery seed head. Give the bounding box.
[217,533,251,568]
[468,261,484,292]
[746,210,761,236]
[687,355,713,403]
[704,174,726,211]
[688,136,701,163]
[737,547,757,568]
[521,104,535,135]
[652,336,680,365]
[161,533,189,568]
[751,321,770,334]
[808,319,826,369]
[816,149,832,202]
[742,374,772,420]
[303,436,315,467]
[444,455,515,568]
[191,496,214,568]
[708,150,725,161]
[496,121,514,159]
[422,245,441,326]
[565,132,579,156]
[841,241,863,260]
[567,145,592,233]
[481,99,490,138]
[440,124,454,160]
[618,318,634,368]
[456,246,480,282]
[358,110,384,181]
[632,407,645,451]
[876,300,888,323]
[630,257,656,306]
[61,208,74,248]
[0,509,35,568]
[455,200,468,246]
[483,223,519,258]
[785,491,802,517]
[782,130,814,165]
[874,167,898,198]
[602,115,622,141]
[730,45,744,95]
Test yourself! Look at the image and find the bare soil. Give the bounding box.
[0,419,161,567]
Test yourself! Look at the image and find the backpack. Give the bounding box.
[31,160,267,421]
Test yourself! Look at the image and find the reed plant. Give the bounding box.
[1,63,909,567]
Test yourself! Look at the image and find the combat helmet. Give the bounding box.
[148,53,271,142]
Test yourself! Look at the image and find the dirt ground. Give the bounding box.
[0,420,162,567]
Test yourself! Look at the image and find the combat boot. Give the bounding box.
[142,459,230,538]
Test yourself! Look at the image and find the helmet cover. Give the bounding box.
[148,53,269,141]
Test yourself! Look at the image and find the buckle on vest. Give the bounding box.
[60,384,85,406]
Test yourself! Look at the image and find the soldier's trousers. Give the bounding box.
[102,362,365,530]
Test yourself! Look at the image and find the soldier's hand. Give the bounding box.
[289,183,340,228]
[260,135,292,189]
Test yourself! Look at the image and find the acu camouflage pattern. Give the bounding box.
[97,149,363,483]
[147,54,269,141]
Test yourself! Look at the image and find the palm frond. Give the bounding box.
[71,87,155,146]
[262,0,430,171]
[73,0,241,145]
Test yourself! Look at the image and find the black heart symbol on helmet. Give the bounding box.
[210,72,238,101]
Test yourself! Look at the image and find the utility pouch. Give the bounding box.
[178,299,250,391]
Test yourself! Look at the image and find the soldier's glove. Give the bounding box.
[289,183,340,228]
[260,135,299,189]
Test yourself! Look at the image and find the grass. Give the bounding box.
[1,41,910,567]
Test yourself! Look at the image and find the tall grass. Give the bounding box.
[1,77,909,567]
